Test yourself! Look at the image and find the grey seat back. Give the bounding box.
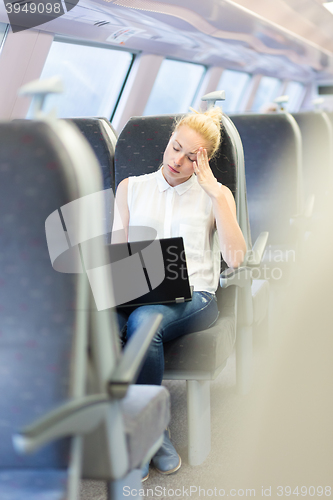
[114,115,235,191]
[0,116,170,500]
[292,111,333,212]
[66,117,118,239]
[230,113,303,248]
[113,111,261,467]
[0,120,79,470]
[114,113,251,266]
[66,117,117,192]
[114,113,250,374]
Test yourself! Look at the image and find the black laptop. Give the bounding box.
[107,237,193,308]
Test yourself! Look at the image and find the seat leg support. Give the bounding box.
[107,469,142,500]
[236,325,253,395]
[187,379,211,466]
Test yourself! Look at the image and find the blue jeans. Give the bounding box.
[116,291,219,385]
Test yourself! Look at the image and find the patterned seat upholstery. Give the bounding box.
[66,117,117,192]
[0,120,79,499]
[114,115,238,378]
[230,113,302,247]
[230,113,303,282]
[0,470,68,500]
[65,117,118,239]
[114,115,237,196]
[0,119,170,498]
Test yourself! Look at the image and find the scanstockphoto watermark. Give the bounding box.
[4,0,79,33]
[123,485,257,497]
[165,245,296,282]
[123,485,332,497]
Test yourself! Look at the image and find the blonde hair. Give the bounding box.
[173,106,223,160]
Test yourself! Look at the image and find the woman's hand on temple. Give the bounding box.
[193,147,220,199]
[194,147,247,267]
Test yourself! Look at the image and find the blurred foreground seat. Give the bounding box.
[0,119,169,500]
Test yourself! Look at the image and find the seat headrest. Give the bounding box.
[114,114,238,200]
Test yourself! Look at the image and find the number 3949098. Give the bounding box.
[5,3,62,14]
[276,486,331,497]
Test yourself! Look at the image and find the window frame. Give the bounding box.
[0,24,10,55]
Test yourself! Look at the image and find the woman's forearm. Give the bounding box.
[211,189,247,268]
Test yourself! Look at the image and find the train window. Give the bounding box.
[27,38,133,119]
[215,69,251,113]
[143,59,206,115]
[284,81,305,111]
[0,23,9,53]
[251,76,283,112]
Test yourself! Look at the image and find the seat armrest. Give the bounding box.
[220,266,252,288]
[107,313,162,398]
[14,314,163,453]
[220,231,269,287]
[246,231,269,266]
[13,394,111,454]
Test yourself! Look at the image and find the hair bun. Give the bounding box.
[204,106,223,128]
[173,106,223,159]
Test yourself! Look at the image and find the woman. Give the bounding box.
[113,107,246,480]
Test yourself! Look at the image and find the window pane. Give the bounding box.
[27,40,133,119]
[284,81,305,112]
[251,76,283,112]
[143,59,206,115]
[216,69,251,113]
[0,23,8,53]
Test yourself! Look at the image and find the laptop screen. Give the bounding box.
[107,237,192,308]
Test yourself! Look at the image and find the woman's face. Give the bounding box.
[162,125,209,187]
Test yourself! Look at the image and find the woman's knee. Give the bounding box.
[126,307,164,342]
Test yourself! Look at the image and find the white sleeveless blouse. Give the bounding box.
[127,169,221,293]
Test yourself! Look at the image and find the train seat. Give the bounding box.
[65,117,117,192]
[0,119,79,499]
[65,117,118,241]
[0,118,170,499]
[230,112,305,282]
[292,111,333,215]
[113,112,269,465]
